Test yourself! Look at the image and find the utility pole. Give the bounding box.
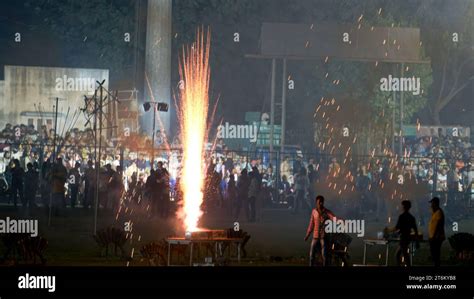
[281,58,287,156]
[269,59,276,161]
[48,97,66,227]
[81,80,119,235]
[93,85,104,235]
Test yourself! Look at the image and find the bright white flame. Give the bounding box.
[177,28,211,232]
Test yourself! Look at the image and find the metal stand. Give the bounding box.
[166,237,243,266]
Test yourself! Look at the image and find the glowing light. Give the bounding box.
[178,28,212,232]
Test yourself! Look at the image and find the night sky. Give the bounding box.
[0,0,472,148]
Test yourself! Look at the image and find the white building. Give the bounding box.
[0,65,109,130]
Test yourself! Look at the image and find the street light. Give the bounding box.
[143,101,169,169]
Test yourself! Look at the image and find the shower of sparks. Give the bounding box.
[177,27,212,233]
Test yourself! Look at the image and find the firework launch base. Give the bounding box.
[166,230,244,266]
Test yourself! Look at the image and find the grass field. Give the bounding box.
[0,202,472,267]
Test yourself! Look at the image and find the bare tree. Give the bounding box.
[431,51,474,124]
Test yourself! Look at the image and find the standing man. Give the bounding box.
[293,155,303,177]
[227,172,238,217]
[83,160,96,210]
[68,162,81,208]
[146,169,159,218]
[108,165,124,212]
[428,197,445,267]
[304,195,336,266]
[24,162,39,209]
[51,157,68,215]
[9,159,24,208]
[235,169,250,221]
[293,167,309,215]
[280,156,291,183]
[157,162,170,219]
[392,200,419,266]
[248,166,262,222]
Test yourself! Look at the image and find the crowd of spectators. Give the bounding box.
[403,134,474,197]
[0,122,473,223]
[0,123,276,221]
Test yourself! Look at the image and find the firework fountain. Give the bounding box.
[177,28,211,234]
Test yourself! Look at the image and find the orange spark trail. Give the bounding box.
[177,28,211,233]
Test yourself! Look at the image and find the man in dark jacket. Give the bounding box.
[24,162,39,209]
[394,200,419,266]
[234,169,250,220]
[157,162,170,219]
[50,157,68,215]
[83,160,96,209]
[68,162,81,208]
[10,159,24,208]
[146,169,160,218]
[248,167,262,222]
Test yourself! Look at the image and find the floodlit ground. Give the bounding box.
[0,202,472,267]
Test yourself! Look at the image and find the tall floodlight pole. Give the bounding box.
[144,0,172,136]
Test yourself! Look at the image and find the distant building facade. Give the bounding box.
[0,65,109,130]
